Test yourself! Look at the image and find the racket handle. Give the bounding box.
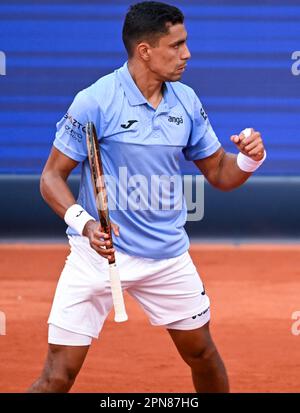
[108,264,128,322]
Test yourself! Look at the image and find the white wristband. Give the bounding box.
[237,150,267,172]
[64,204,95,235]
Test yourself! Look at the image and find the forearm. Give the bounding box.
[194,128,266,192]
[40,170,76,219]
[215,151,251,191]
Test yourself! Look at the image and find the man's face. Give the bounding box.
[145,23,191,82]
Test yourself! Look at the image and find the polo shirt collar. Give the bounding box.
[164,82,177,108]
[117,61,177,109]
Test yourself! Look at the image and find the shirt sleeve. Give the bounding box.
[53,91,100,162]
[183,93,221,161]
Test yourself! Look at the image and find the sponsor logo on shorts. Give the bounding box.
[191,307,209,320]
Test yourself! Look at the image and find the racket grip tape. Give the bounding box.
[108,264,128,322]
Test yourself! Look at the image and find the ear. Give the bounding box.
[136,42,152,61]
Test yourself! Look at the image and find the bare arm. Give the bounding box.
[40,146,79,218]
[40,146,118,259]
[194,147,250,191]
[194,129,265,191]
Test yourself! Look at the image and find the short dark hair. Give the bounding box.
[122,1,184,57]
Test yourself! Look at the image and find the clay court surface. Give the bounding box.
[0,243,299,393]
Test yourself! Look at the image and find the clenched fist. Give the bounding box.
[230,128,265,162]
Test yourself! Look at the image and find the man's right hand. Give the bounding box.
[82,220,119,260]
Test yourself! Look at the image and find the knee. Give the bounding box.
[42,368,77,392]
[182,342,218,369]
[48,373,75,392]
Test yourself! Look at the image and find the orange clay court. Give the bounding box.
[0,242,299,393]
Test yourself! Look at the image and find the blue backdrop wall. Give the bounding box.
[0,0,299,175]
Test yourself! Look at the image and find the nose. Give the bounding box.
[182,44,191,60]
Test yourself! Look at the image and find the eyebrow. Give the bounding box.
[169,37,188,47]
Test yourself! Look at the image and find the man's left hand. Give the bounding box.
[230,128,265,161]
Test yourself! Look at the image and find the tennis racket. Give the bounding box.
[86,121,128,322]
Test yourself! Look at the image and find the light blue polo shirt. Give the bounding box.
[53,62,221,259]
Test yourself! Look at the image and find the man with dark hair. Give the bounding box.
[28,1,265,393]
[122,2,184,56]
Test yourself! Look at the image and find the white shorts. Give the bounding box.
[48,236,210,345]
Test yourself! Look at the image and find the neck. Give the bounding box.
[127,59,164,108]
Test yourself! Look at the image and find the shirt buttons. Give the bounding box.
[152,122,159,131]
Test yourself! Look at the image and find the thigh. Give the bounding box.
[48,236,114,338]
[128,251,209,326]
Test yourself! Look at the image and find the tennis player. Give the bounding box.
[28,1,266,393]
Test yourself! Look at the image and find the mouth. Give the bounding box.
[176,65,186,72]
